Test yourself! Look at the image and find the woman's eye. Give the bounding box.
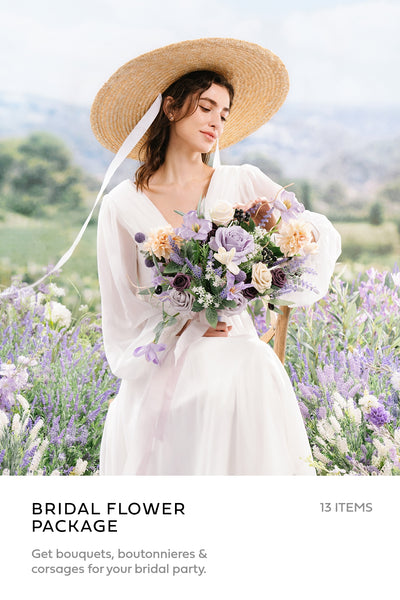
[199,105,210,112]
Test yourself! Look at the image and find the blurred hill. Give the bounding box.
[1,92,400,199]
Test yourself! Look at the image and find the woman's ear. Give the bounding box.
[163,96,175,121]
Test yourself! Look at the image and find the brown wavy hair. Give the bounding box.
[135,70,234,191]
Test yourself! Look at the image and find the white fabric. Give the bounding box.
[97,164,341,475]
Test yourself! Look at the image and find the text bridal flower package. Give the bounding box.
[133,189,319,364]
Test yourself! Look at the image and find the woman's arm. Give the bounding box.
[97,194,181,377]
[238,164,341,306]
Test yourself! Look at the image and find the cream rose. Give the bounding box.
[251,262,272,293]
[209,201,235,226]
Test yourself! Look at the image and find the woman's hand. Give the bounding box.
[202,321,232,337]
[233,198,276,230]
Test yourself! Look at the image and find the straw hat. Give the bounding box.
[90,37,289,159]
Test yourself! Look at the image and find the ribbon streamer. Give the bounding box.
[0,94,163,299]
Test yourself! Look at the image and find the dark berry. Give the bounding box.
[261,247,275,267]
[154,285,163,294]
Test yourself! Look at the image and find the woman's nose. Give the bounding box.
[209,112,223,134]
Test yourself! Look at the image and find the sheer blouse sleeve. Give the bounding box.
[97,194,179,380]
[238,164,342,306]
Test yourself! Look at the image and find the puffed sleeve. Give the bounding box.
[97,194,179,380]
[238,164,342,306]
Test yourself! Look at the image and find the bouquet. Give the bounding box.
[133,189,318,364]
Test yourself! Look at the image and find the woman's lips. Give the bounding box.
[200,131,216,142]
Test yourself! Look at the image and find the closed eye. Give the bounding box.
[200,105,227,122]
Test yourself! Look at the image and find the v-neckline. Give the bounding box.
[135,167,220,228]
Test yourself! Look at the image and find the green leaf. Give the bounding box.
[206,306,219,328]
[191,301,203,312]
[163,262,182,274]
[248,218,256,231]
[165,316,177,328]
[222,299,236,308]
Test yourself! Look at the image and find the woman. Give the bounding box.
[92,38,341,475]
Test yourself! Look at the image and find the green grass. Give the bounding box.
[0,211,99,310]
[334,221,400,269]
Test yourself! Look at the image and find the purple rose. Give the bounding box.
[243,286,258,300]
[220,293,248,316]
[172,272,191,291]
[167,289,194,312]
[209,225,255,263]
[271,268,287,288]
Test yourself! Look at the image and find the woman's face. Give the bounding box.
[167,83,231,154]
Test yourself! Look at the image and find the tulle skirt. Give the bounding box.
[100,334,316,476]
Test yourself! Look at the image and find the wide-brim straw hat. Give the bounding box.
[90,37,289,160]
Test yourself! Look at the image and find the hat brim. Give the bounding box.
[90,38,289,160]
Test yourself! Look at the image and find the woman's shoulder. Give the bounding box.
[104,179,138,204]
[216,163,261,175]
[216,163,281,197]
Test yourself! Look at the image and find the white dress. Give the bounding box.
[97,164,341,475]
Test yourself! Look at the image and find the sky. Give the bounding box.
[1,0,399,108]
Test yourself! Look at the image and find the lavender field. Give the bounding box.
[0,268,399,475]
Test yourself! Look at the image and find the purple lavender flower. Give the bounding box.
[298,401,310,420]
[365,406,391,428]
[133,342,167,365]
[273,190,305,221]
[209,225,255,263]
[177,211,212,241]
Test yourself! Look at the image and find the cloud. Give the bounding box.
[0,0,399,107]
[276,1,400,106]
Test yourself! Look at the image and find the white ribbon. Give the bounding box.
[212,138,221,168]
[0,94,163,299]
[174,311,210,364]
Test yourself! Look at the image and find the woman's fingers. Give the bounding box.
[203,322,232,337]
[233,198,269,213]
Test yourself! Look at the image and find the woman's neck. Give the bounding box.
[151,147,212,187]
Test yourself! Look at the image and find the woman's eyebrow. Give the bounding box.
[199,97,230,113]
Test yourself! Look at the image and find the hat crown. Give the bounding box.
[90,37,289,159]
